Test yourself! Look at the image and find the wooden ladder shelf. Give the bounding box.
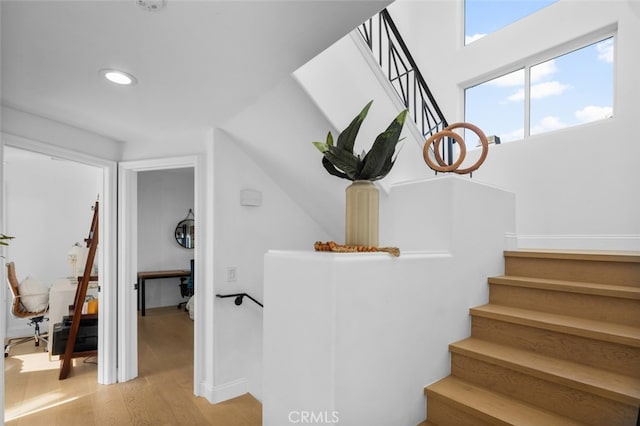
[59,200,99,380]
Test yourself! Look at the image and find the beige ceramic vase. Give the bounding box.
[345,180,379,247]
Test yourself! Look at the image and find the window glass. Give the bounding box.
[464,69,525,146]
[530,37,614,135]
[465,0,558,45]
[464,36,614,145]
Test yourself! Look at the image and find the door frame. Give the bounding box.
[1,132,118,385]
[117,155,203,390]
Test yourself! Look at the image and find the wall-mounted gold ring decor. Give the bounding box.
[423,122,489,175]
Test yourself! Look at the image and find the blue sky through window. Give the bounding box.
[465,0,558,45]
[464,1,614,145]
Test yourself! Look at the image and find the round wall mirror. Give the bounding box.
[175,209,195,249]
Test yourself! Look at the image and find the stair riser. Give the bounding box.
[425,395,498,426]
[504,257,640,287]
[489,284,640,327]
[471,316,640,377]
[451,353,637,426]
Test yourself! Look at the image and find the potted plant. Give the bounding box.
[313,100,407,246]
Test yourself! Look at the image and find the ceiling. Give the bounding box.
[1,0,389,147]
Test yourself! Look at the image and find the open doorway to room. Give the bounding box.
[117,156,200,392]
[136,167,195,381]
[2,145,106,421]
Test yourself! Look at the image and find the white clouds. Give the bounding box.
[507,81,570,101]
[531,116,569,135]
[489,60,566,102]
[507,89,525,102]
[531,81,571,99]
[531,60,558,83]
[596,39,614,63]
[575,105,613,123]
[502,107,612,141]
[488,59,558,88]
[489,69,524,87]
[500,128,525,142]
[465,33,487,44]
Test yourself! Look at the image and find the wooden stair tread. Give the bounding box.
[426,376,586,425]
[416,421,435,426]
[450,337,640,405]
[471,304,640,347]
[504,250,640,263]
[489,275,640,299]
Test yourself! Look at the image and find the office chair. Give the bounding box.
[4,262,49,357]
[177,259,194,311]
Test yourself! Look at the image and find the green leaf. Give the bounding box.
[359,109,407,179]
[326,132,334,147]
[322,157,350,180]
[336,100,373,153]
[312,141,328,153]
[371,156,396,181]
[313,102,408,182]
[325,146,361,180]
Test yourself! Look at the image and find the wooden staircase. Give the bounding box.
[421,250,640,425]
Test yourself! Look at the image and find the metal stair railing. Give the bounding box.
[359,9,453,163]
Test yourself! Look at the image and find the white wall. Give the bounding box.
[212,129,332,401]
[221,76,354,242]
[121,129,210,162]
[3,146,101,337]
[388,0,640,249]
[1,106,122,161]
[137,168,195,309]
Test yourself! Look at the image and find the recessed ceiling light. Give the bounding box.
[100,69,138,86]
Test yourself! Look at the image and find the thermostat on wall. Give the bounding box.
[240,189,262,207]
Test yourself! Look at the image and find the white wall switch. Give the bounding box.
[226,266,238,282]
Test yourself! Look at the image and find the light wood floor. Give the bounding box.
[4,306,262,425]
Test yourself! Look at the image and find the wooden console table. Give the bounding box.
[137,269,191,316]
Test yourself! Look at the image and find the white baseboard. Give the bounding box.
[200,378,249,404]
[515,234,640,251]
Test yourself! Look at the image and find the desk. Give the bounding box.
[48,279,98,358]
[137,270,191,316]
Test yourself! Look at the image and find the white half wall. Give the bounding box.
[263,176,515,426]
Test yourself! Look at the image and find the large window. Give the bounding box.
[464,36,614,145]
[465,0,558,45]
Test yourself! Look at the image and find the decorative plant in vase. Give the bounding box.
[312,100,407,247]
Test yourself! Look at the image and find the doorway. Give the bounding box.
[137,168,195,312]
[118,156,201,393]
[2,137,118,420]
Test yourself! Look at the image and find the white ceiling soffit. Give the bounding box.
[1,0,390,146]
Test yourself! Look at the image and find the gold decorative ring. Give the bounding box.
[422,122,489,175]
[423,130,466,173]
